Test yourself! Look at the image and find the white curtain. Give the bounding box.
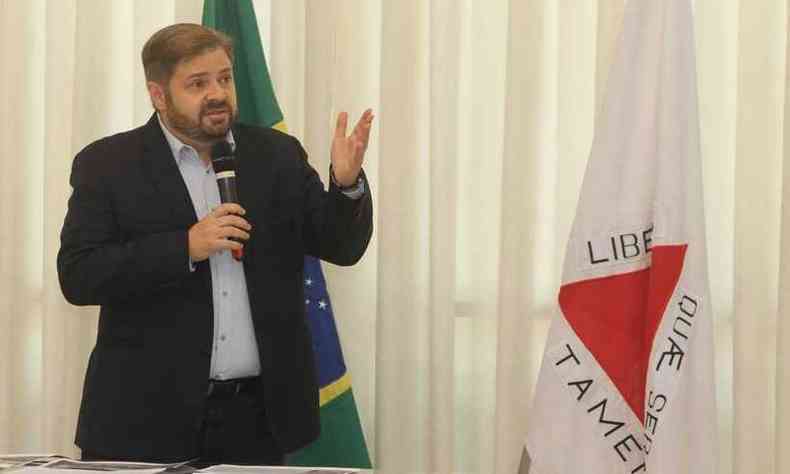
[1,1,789,474]
[0,0,206,455]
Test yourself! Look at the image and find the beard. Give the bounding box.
[163,92,237,144]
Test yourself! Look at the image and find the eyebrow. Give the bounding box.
[184,68,233,81]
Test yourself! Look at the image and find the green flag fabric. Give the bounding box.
[202,0,283,130]
[202,1,372,469]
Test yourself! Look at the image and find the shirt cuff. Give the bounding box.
[331,166,366,200]
[340,178,366,200]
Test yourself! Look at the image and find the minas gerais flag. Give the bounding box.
[524,0,717,472]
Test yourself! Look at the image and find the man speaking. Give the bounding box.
[57,24,373,466]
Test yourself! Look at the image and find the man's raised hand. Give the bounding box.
[330,109,374,187]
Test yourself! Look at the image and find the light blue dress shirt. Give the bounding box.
[159,116,260,380]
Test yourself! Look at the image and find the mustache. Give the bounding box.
[201,100,231,114]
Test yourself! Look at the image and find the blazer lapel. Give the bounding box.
[140,113,198,227]
[231,124,260,207]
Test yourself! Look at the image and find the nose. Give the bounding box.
[206,79,227,102]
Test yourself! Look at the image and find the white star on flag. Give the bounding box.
[318,300,327,310]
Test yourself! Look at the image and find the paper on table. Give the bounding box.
[43,460,172,471]
[5,458,175,474]
[0,455,62,471]
[198,465,360,474]
[9,467,165,474]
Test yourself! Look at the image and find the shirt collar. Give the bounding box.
[157,113,236,164]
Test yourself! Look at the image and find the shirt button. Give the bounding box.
[220,334,227,342]
[222,290,228,297]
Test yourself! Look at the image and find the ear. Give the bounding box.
[147,81,167,111]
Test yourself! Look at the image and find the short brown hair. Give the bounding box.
[142,23,233,84]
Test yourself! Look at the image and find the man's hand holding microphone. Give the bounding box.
[188,203,251,262]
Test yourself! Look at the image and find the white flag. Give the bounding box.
[524,0,717,472]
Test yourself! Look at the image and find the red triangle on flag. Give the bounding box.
[558,244,687,423]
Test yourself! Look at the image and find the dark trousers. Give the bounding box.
[82,378,284,468]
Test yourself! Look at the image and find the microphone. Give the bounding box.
[210,141,243,261]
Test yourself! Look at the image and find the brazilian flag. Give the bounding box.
[203,1,372,469]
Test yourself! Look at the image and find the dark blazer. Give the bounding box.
[57,114,373,462]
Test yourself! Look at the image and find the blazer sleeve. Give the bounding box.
[295,138,373,266]
[57,148,192,306]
